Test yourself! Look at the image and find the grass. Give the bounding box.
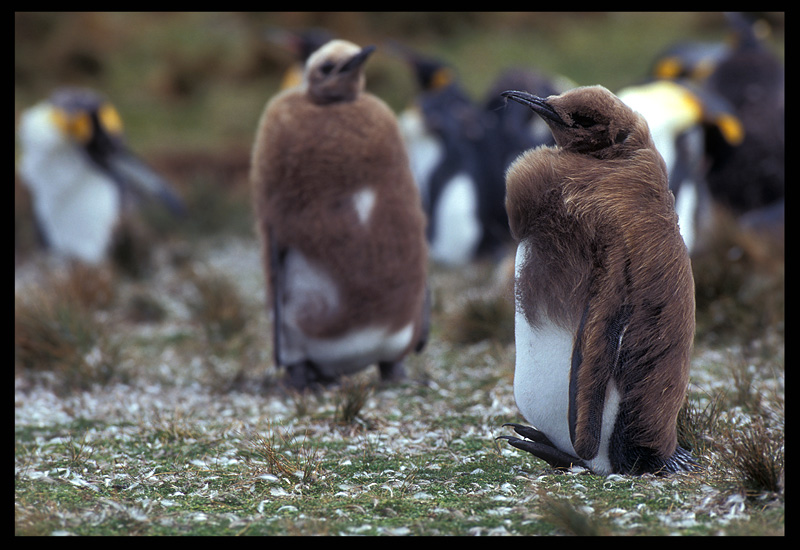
[14,253,785,534]
[15,12,783,536]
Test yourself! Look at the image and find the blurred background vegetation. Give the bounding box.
[14,12,785,156]
[15,12,785,346]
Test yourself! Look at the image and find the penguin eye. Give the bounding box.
[571,113,596,128]
[319,61,336,76]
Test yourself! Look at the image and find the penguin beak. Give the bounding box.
[340,45,376,73]
[102,148,186,216]
[501,90,564,126]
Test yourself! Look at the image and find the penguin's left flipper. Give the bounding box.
[414,284,433,353]
[497,428,587,470]
[268,227,284,367]
[568,302,634,459]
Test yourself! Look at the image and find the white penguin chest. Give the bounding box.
[512,241,577,454]
[513,309,577,455]
[429,173,481,266]
[19,103,120,263]
[512,241,623,474]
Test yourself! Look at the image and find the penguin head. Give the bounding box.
[387,41,455,93]
[26,87,184,215]
[47,87,125,155]
[502,85,649,159]
[303,39,376,105]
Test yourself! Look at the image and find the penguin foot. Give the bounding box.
[658,445,701,474]
[283,361,336,391]
[497,423,587,470]
[378,361,406,384]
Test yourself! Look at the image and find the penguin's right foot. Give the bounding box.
[497,423,587,471]
[378,360,406,384]
[283,361,335,392]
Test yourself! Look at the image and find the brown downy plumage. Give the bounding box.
[498,85,696,475]
[250,40,429,390]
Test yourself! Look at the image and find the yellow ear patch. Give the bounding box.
[99,103,123,135]
[430,67,453,90]
[51,108,92,142]
[281,66,304,90]
[653,56,683,79]
[50,102,124,142]
[715,113,745,146]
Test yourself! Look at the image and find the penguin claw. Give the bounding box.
[497,424,587,470]
[501,423,555,445]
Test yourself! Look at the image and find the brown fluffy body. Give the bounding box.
[506,86,695,462]
[250,44,428,364]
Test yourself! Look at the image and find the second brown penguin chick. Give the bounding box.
[498,86,697,475]
[250,40,429,390]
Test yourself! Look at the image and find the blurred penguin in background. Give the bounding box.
[617,79,744,254]
[395,44,566,265]
[703,12,784,220]
[392,43,485,266]
[651,12,784,227]
[250,40,429,390]
[17,87,185,268]
[476,68,566,261]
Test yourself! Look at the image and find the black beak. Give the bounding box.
[86,134,185,216]
[502,90,564,126]
[341,45,376,72]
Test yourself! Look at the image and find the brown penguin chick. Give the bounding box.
[496,85,697,475]
[250,40,429,390]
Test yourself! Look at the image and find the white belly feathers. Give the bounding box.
[512,240,622,472]
[277,248,414,375]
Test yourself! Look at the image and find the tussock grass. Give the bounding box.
[242,427,321,484]
[721,418,784,496]
[187,268,249,345]
[334,376,375,427]
[677,392,724,459]
[14,272,123,392]
[46,263,116,311]
[444,293,515,345]
[123,290,168,324]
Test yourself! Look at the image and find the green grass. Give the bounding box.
[15,12,783,536]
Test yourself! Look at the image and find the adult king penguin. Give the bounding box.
[250,40,429,390]
[18,87,184,265]
[392,43,485,266]
[497,86,697,475]
[617,79,744,255]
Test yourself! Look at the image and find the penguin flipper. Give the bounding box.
[268,227,284,367]
[569,302,633,460]
[414,284,433,353]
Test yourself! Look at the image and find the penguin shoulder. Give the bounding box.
[504,145,565,241]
